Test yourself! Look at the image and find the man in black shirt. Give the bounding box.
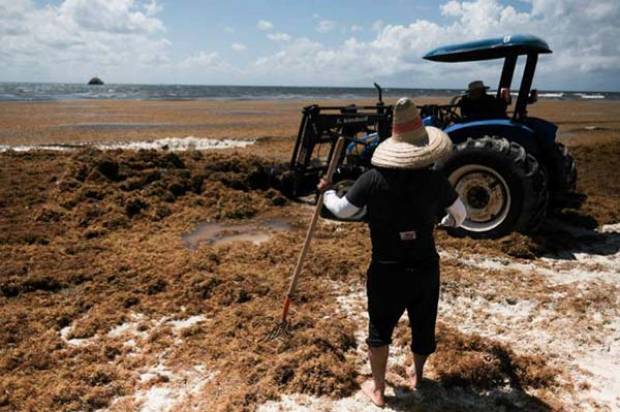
[460,80,507,120]
[320,98,466,407]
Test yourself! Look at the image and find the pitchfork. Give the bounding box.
[267,136,346,340]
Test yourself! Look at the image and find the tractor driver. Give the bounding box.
[459,80,508,120]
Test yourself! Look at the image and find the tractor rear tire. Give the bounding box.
[549,142,578,208]
[439,136,548,239]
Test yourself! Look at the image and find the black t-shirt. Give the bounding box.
[460,94,507,119]
[345,168,458,264]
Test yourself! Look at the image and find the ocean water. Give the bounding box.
[0,82,617,101]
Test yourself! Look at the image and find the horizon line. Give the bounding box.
[0,81,618,94]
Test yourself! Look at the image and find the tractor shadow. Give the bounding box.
[383,378,553,412]
[534,210,620,261]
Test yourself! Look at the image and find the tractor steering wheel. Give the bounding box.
[449,94,464,106]
[439,95,464,125]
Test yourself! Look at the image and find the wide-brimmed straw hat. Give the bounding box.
[468,80,490,92]
[371,97,452,169]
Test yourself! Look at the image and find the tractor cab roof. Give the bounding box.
[423,34,552,62]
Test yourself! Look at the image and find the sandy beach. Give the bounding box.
[0,98,619,411]
[2,98,619,155]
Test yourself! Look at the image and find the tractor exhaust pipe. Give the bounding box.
[374,82,383,104]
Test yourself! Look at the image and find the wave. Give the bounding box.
[538,92,564,98]
[574,93,605,100]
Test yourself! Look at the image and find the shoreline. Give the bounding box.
[0,99,618,148]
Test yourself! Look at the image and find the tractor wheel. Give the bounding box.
[439,136,548,238]
[549,142,578,207]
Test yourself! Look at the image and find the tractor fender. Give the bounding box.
[523,117,559,148]
[443,119,543,156]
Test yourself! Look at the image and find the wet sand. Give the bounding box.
[0,98,619,411]
[1,98,619,159]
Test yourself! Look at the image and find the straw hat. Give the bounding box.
[371,97,453,169]
[468,80,490,92]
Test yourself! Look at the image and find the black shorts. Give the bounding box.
[366,259,440,355]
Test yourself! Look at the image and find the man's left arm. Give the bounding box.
[440,198,467,227]
[438,176,467,228]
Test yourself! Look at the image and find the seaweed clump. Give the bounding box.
[51,148,281,230]
[392,322,560,391]
[432,323,559,389]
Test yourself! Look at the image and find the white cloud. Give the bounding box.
[267,32,291,42]
[441,1,462,16]
[231,43,246,51]
[144,0,162,16]
[179,51,225,69]
[0,0,170,82]
[371,19,384,32]
[58,0,165,34]
[1,0,619,89]
[350,25,363,33]
[252,0,620,89]
[176,51,242,84]
[257,20,273,31]
[316,19,336,33]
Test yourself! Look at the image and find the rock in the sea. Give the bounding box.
[88,77,104,85]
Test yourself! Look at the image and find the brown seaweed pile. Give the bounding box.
[0,149,359,411]
[1,132,618,411]
[430,323,558,390]
[383,321,563,411]
[50,148,286,229]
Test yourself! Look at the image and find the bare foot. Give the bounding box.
[407,368,421,391]
[361,380,385,408]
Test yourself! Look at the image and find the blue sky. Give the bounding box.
[3,0,620,90]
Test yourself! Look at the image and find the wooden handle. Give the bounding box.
[323,138,345,183]
[281,137,346,317]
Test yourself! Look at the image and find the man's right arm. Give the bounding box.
[322,170,373,219]
[323,191,362,218]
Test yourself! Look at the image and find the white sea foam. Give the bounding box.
[95,137,254,151]
[539,92,565,98]
[132,363,212,412]
[92,312,214,411]
[267,223,620,412]
[107,312,149,339]
[0,137,254,153]
[168,315,207,331]
[0,144,75,152]
[439,222,620,285]
[59,325,95,347]
[575,93,605,100]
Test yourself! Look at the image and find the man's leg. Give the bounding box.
[361,345,388,407]
[408,352,428,389]
[363,261,405,406]
[405,260,440,390]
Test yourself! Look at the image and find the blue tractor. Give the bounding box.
[279,35,581,238]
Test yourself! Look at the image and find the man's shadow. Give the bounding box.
[384,378,553,412]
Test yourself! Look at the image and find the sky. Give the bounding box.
[1,0,619,91]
